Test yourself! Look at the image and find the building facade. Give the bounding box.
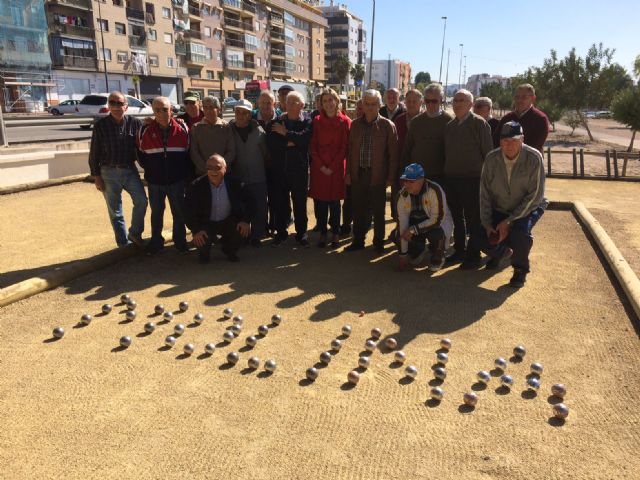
[368,58,411,96]
[465,73,510,97]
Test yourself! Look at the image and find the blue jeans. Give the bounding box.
[147,180,187,250]
[100,166,148,247]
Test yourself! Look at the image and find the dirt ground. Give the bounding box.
[1,211,639,479]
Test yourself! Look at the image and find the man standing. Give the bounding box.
[88,91,147,248]
[253,90,280,127]
[473,96,500,137]
[494,83,549,153]
[345,89,398,253]
[444,89,493,268]
[277,84,294,113]
[190,96,236,177]
[137,97,190,255]
[177,91,204,130]
[230,99,269,247]
[379,88,406,121]
[479,122,547,287]
[396,163,453,272]
[185,155,253,263]
[402,83,453,187]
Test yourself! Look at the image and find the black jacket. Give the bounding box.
[265,113,312,177]
[184,175,254,233]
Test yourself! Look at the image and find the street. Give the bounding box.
[6,122,92,144]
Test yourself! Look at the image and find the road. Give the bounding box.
[554,118,634,150]
[6,122,93,144]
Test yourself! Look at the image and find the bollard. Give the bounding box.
[605,150,611,178]
[612,150,619,179]
[579,148,585,177]
[546,146,551,175]
[572,148,577,178]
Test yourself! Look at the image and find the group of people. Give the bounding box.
[89,82,549,287]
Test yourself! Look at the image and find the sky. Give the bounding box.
[335,0,640,83]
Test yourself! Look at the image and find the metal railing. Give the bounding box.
[243,1,256,14]
[188,5,202,16]
[185,29,202,40]
[52,22,93,37]
[51,0,92,10]
[52,55,97,69]
[223,16,253,31]
[270,31,285,42]
[544,147,640,180]
[222,0,242,9]
[126,7,145,21]
[128,35,147,48]
[175,43,187,55]
[187,52,207,64]
[271,47,285,57]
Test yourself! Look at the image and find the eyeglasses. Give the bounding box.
[184,100,197,105]
[207,165,223,171]
[108,100,125,107]
[153,107,170,113]
[424,99,440,105]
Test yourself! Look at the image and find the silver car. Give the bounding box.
[75,94,154,129]
[48,99,80,115]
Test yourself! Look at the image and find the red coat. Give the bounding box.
[309,112,351,201]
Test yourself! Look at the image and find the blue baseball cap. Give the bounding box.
[400,163,425,181]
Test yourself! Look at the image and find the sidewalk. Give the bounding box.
[1,177,639,289]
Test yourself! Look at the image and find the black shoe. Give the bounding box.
[250,239,262,248]
[297,237,310,248]
[127,233,147,248]
[317,236,327,248]
[311,224,320,232]
[198,255,210,264]
[345,242,365,252]
[387,228,397,243]
[374,243,385,254]
[226,253,240,262]
[339,224,351,236]
[330,234,340,249]
[509,268,527,288]
[460,257,482,270]
[175,244,190,255]
[272,235,287,247]
[145,244,162,256]
[445,251,466,265]
[485,247,513,270]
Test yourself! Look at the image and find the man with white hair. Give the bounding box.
[473,96,500,137]
[190,95,235,177]
[478,121,547,287]
[380,88,406,121]
[345,89,398,253]
[444,89,493,269]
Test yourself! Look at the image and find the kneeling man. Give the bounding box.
[185,154,253,263]
[479,121,547,287]
[397,163,453,272]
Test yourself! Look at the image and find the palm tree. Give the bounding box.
[350,63,366,97]
[333,54,352,94]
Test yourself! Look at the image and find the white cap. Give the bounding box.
[234,99,253,111]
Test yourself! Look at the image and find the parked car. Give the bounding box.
[223,97,241,110]
[48,100,80,115]
[75,94,154,129]
[594,110,611,119]
[143,98,183,114]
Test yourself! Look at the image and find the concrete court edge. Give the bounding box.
[1,204,639,323]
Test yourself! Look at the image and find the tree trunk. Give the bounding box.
[628,129,637,152]
[577,109,594,141]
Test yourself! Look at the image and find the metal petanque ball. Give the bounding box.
[165,335,176,347]
[370,328,382,340]
[530,362,544,376]
[527,377,541,391]
[494,357,508,370]
[125,310,137,321]
[394,350,407,364]
[341,325,352,337]
[154,304,165,315]
[193,313,204,325]
[513,345,526,359]
[434,367,447,381]
[500,374,514,388]
[178,301,189,312]
[258,324,269,336]
[331,339,342,352]
[233,315,244,326]
[553,403,569,419]
[174,324,185,336]
[463,392,478,407]
[248,356,260,369]
[364,339,377,353]
[226,351,239,365]
[80,314,92,326]
[245,335,258,347]
[144,322,155,333]
[551,383,567,399]
[347,370,360,385]
[477,370,491,384]
[183,343,195,355]
[306,367,319,381]
[205,343,216,354]
[120,294,130,304]
[119,336,132,348]
[223,331,235,342]
[223,307,233,319]
[163,311,174,322]
[102,304,112,314]
[230,324,242,336]
[52,327,65,339]
[264,359,277,373]
[127,300,137,311]
[320,351,332,365]
[436,352,449,365]
[358,356,370,369]
[385,337,398,350]
[405,365,418,379]
[430,387,444,401]
[440,338,452,350]
[271,314,282,326]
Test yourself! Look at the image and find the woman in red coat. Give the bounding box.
[309,88,351,248]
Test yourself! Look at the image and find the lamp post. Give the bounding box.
[458,43,464,89]
[444,48,450,105]
[438,16,447,83]
[97,0,109,91]
[367,0,375,87]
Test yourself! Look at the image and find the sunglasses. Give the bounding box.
[108,100,126,107]
[424,99,440,104]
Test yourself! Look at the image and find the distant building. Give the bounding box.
[465,73,510,96]
[368,58,411,95]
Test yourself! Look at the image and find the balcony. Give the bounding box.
[271,47,285,58]
[226,37,245,49]
[226,58,255,70]
[51,22,93,38]
[243,1,256,15]
[126,7,145,22]
[269,13,283,26]
[128,35,147,48]
[184,29,203,40]
[50,0,92,10]
[176,67,188,76]
[270,30,285,43]
[175,43,187,56]
[188,5,202,17]
[145,13,155,25]
[222,0,242,11]
[52,55,97,69]
[187,51,207,65]
[223,16,253,32]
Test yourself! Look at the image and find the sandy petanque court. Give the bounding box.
[1,209,639,479]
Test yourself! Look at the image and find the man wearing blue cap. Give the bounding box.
[396,163,453,272]
[479,121,547,287]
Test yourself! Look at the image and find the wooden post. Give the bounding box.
[605,150,611,178]
[613,150,619,179]
[546,146,551,174]
[572,148,577,178]
[622,153,628,177]
[579,148,585,177]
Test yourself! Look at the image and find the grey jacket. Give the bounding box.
[480,144,547,228]
[230,120,268,184]
[190,118,236,176]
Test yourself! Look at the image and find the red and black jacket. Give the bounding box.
[137,118,190,185]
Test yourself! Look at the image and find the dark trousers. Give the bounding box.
[313,199,341,235]
[352,168,386,247]
[197,217,243,261]
[273,168,308,240]
[477,207,544,273]
[406,227,446,259]
[148,180,187,250]
[445,177,481,259]
[390,181,399,220]
[267,171,290,235]
[342,185,352,227]
[244,181,268,241]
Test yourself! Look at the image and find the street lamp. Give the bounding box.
[368,0,376,87]
[438,16,447,83]
[458,43,464,89]
[96,0,109,91]
[444,48,450,105]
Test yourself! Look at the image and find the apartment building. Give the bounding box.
[369,58,412,96]
[465,73,510,97]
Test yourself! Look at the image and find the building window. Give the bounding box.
[115,23,126,35]
[148,29,157,41]
[316,67,320,74]
[164,33,172,44]
[98,19,109,32]
[214,30,222,40]
[216,50,222,61]
[187,67,201,78]
[98,48,112,61]
[206,48,212,60]
[255,21,260,31]
[116,51,128,63]
[316,53,320,61]
[206,70,214,79]
[285,28,294,42]
[167,56,174,67]
[204,26,211,37]
[112,0,123,5]
[316,39,320,48]
[149,55,159,67]
[162,7,171,18]
[256,57,261,67]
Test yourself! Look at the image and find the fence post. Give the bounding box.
[572,148,577,178]
[622,153,628,177]
[613,150,619,179]
[546,146,551,175]
[579,148,584,178]
[605,150,611,178]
